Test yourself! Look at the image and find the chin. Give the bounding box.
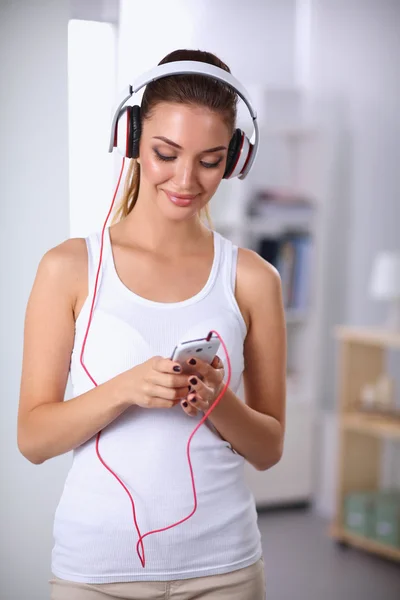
[162,203,200,223]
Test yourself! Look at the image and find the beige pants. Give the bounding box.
[50,557,266,599]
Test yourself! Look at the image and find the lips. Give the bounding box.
[163,190,198,207]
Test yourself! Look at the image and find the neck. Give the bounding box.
[113,193,212,256]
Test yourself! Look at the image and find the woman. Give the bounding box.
[17,49,286,600]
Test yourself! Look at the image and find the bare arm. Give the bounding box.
[207,248,286,470]
[17,240,190,465]
[17,240,131,464]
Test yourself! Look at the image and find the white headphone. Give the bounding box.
[108,60,259,179]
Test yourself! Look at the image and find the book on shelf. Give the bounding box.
[247,188,315,219]
[257,232,313,311]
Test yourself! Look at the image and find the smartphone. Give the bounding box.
[170,334,221,372]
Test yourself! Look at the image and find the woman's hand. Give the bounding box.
[118,356,191,409]
[180,356,225,417]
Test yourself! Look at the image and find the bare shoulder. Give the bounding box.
[237,246,281,287]
[235,246,283,329]
[37,237,87,313]
[18,237,89,436]
[41,236,86,267]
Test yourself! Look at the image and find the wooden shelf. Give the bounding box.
[332,325,400,563]
[335,326,400,348]
[330,525,400,562]
[342,413,400,439]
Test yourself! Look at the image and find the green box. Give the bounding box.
[344,491,376,539]
[373,490,400,549]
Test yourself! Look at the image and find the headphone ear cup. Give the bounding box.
[131,105,141,159]
[224,128,251,179]
[114,105,141,159]
[115,106,131,158]
[223,129,242,179]
[224,128,253,179]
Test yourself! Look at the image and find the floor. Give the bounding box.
[258,507,400,600]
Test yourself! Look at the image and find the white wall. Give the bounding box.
[310,0,400,516]
[187,0,297,89]
[117,0,297,127]
[0,2,71,599]
[310,0,400,329]
[68,19,117,237]
[70,0,119,23]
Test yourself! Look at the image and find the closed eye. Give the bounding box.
[153,149,223,169]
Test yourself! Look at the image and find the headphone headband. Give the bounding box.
[108,60,259,178]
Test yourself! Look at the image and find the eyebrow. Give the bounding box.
[152,136,227,153]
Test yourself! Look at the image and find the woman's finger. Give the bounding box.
[153,356,184,374]
[181,392,209,416]
[150,383,191,401]
[186,356,224,386]
[187,375,212,399]
[187,392,209,413]
[181,397,198,417]
[210,355,223,369]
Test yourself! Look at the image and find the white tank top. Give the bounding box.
[51,226,262,583]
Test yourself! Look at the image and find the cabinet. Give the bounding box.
[330,326,400,562]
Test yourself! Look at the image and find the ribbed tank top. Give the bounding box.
[51,226,262,583]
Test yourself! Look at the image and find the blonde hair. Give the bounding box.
[112,48,237,227]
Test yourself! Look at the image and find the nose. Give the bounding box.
[174,157,198,190]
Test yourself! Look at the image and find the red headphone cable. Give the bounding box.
[79,158,232,567]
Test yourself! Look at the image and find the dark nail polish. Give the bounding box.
[189,358,196,365]
[173,365,181,372]
[190,396,197,403]
[190,377,197,385]
[188,385,192,391]
[182,401,188,407]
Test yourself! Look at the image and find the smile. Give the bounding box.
[163,190,199,207]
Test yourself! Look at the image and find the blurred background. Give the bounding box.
[1,1,400,598]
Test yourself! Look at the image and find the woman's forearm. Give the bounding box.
[18,376,131,465]
[207,387,284,471]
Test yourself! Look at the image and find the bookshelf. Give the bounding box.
[209,108,330,507]
[330,326,400,562]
